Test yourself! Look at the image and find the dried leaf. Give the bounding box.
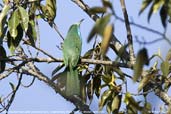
[101,24,113,55]
[87,14,111,42]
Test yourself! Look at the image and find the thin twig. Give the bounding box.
[53,23,64,40]
[6,74,23,113]
[23,39,57,60]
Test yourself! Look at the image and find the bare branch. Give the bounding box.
[0,57,132,68]
[120,0,135,65]
[53,23,64,40]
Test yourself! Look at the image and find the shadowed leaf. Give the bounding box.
[133,48,149,82]
[7,24,23,54]
[0,46,6,73]
[160,4,167,28]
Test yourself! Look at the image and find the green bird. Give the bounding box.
[62,20,83,97]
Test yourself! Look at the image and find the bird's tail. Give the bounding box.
[66,68,80,97]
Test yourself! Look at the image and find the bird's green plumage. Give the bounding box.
[62,22,82,97]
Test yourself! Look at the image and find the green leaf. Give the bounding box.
[9,82,16,91]
[0,4,10,37]
[161,61,170,77]
[87,14,111,42]
[18,6,29,32]
[111,94,122,113]
[88,7,106,14]
[139,0,152,15]
[8,9,20,38]
[133,48,149,82]
[99,89,112,111]
[0,46,6,73]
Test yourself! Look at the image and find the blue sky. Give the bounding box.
[0,0,170,113]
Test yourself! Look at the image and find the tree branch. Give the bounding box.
[0,57,132,68]
[120,0,135,64]
[154,88,171,105]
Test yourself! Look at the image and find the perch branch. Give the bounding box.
[0,57,132,68]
